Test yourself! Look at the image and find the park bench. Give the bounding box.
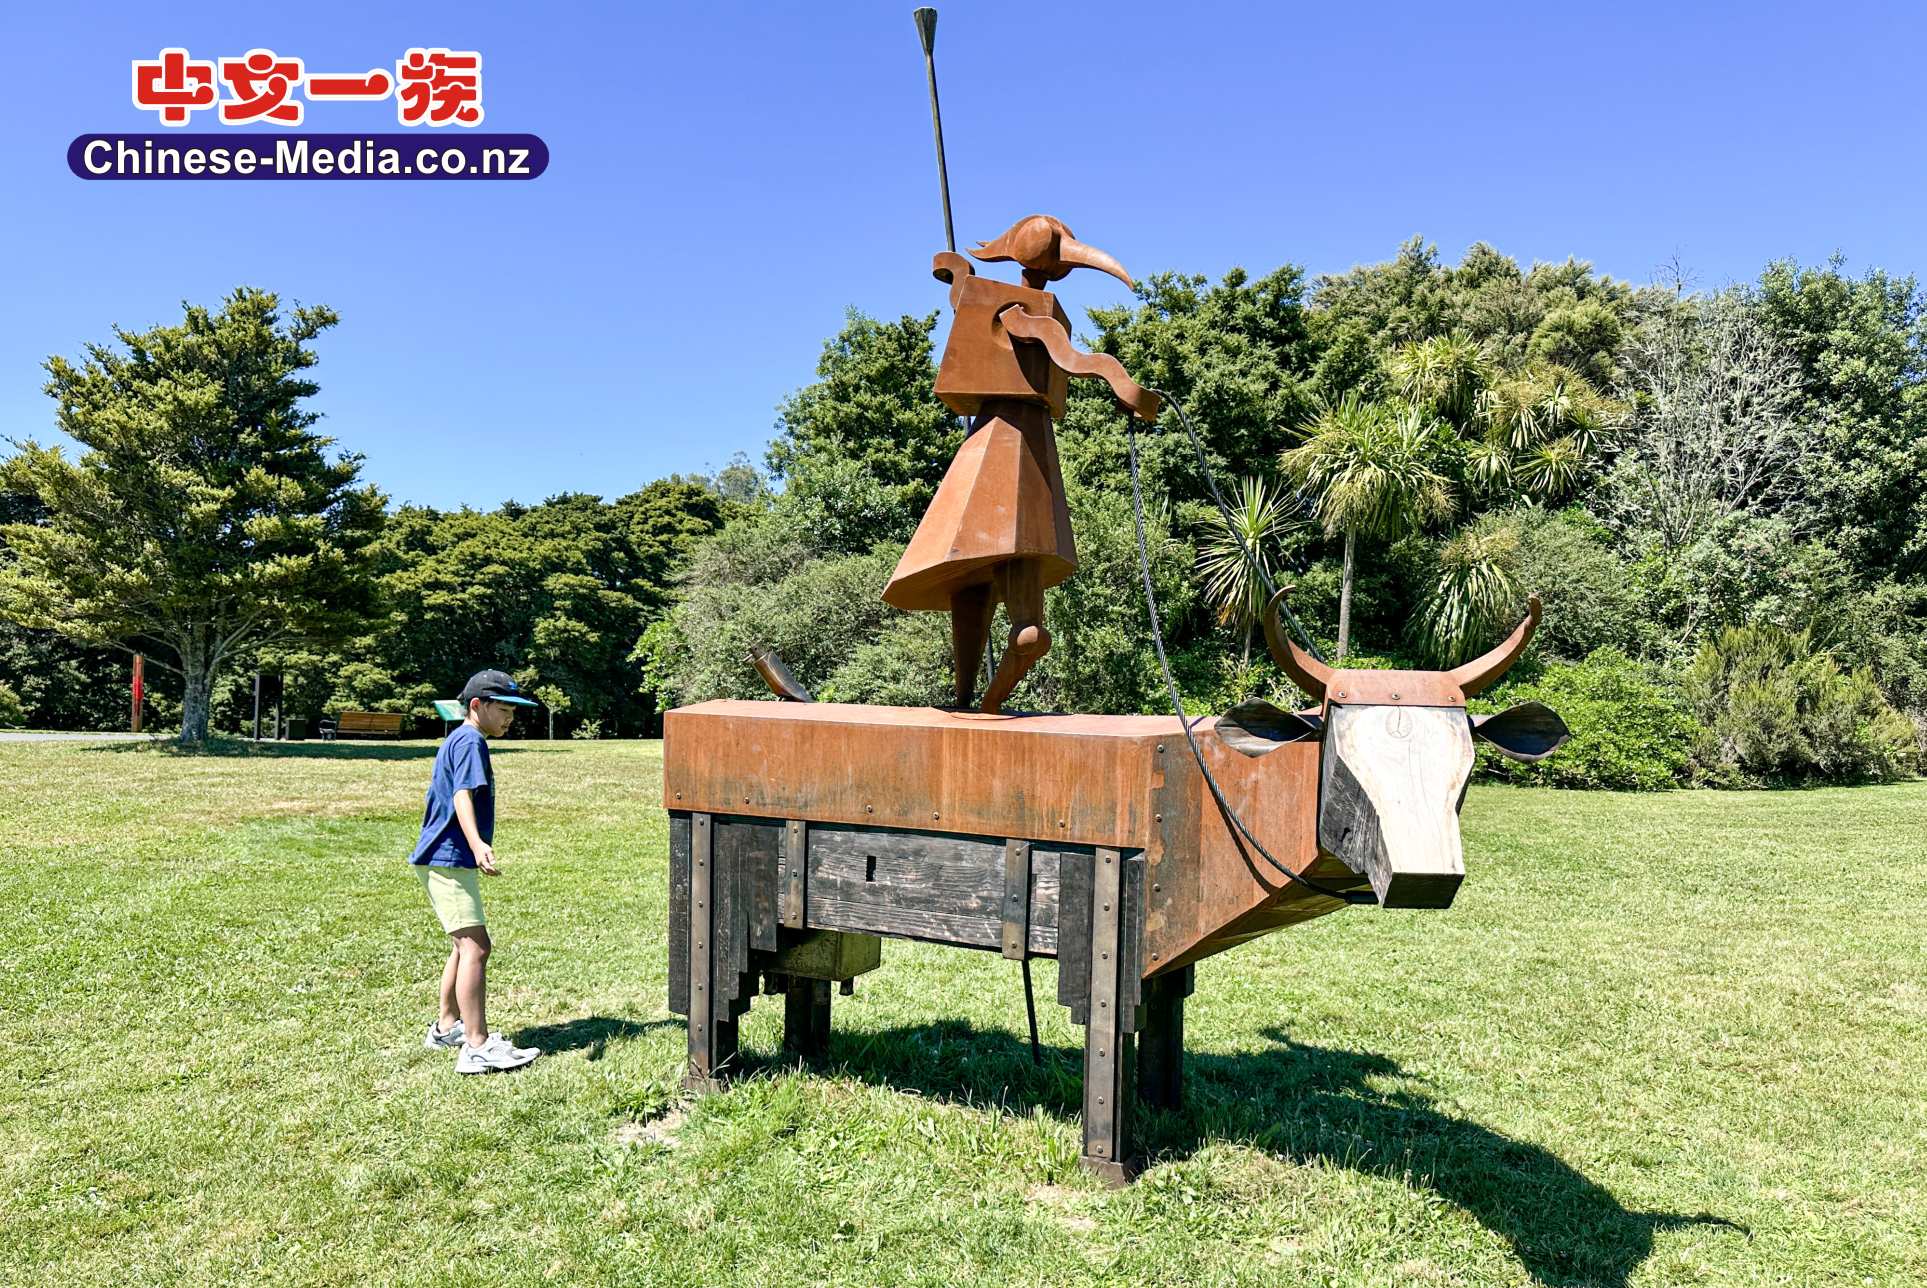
[327,710,406,740]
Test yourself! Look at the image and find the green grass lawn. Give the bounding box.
[3,738,1922,1286]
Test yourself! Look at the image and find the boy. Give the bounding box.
[411,669,543,1074]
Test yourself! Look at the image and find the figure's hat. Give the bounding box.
[970,214,1133,289]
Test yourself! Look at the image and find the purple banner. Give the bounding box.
[68,133,548,180]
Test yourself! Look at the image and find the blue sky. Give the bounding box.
[1,1,1920,511]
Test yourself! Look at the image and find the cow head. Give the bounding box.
[1214,591,1569,909]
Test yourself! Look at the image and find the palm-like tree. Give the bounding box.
[1387,334,1487,426]
[1474,363,1619,501]
[1411,518,1522,666]
[1280,395,1455,659]
[1197,475,1299,664]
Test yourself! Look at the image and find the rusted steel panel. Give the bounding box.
[665,701,1166,847]
[1001,839,1031,960]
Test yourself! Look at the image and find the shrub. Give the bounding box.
[1474,648,1694,790]
[0,680,24,727]
[1683,625,1918,785]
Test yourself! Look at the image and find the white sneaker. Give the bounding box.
[455,1033,542,1074]
[424,1018,466,1050]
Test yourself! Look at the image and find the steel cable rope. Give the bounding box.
[1126,395,1373,905]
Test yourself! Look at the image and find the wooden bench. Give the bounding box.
[330,710,407,740]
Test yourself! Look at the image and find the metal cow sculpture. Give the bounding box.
[664,587,1569,1181]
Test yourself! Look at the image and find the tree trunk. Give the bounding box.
[1337,529,1356,661]
[178,629,213,746]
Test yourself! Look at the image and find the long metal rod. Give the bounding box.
[913,8,955,253]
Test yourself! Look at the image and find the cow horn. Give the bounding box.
[1446,594,1542,698]
[1262,588,1331,701]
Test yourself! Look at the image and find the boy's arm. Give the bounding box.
[453,788,498,875]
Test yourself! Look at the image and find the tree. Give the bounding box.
[1280,395,1454,658]
[0,289,385,744]
[764,310,958,555]
[1196,475,1301,663]
[1753,257,1927,578]
[1613,291,1807,552]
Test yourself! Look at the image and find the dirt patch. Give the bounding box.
[1026,1182,1097,1234]
[615,1107,685,1147]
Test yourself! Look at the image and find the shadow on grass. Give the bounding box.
[513,1016,676,1061]
[787,1018,1742,1288]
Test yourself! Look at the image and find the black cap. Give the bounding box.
[458,669,539,708]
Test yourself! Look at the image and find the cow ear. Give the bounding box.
[1470,701,1570,762]
[1215,701,1323,757]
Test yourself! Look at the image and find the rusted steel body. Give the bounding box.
[884,215,1160,712]
[664,700,1364,977]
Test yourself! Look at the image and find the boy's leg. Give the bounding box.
[437,943,461,1032]
[452,926,491,1046]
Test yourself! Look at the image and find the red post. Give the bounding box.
[132,654,144,733]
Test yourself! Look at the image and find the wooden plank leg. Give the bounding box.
[783,976,832,1057]
[685,812,738,1093]
[1136,964,1194,1112]
[1080,846,1136,1185]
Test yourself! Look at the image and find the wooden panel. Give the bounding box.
[748,821,779,953]
[667,812,690,1016]
[1119,852,1145,1034]
[804,825,1007,950]
[1057,849,1092,1024]
[1025,847,1063,957]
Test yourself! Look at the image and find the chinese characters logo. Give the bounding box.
[132,47,483,127]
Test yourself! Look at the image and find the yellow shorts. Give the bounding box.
[415,865,486,933]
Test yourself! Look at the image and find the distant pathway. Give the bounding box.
[0,732,161,742]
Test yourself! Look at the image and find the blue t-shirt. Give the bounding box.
[409,724,494,867]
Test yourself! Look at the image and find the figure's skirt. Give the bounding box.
[883,407,1075,612]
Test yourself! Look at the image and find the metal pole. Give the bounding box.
[131,654,144,733]
[913,8,955,253]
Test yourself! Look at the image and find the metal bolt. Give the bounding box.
[1151,952,1160,961]
[1152,883,1161,893]
[1103,902,1111,912]
[675,792,682,800]
[1156,744,1165,753]
[1058,820,1066,829]
[932,811,940,820]
[1391,692,1400,701]
[1101,951,1108,960]
[744,797,750,804]
[865,805,874,813]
